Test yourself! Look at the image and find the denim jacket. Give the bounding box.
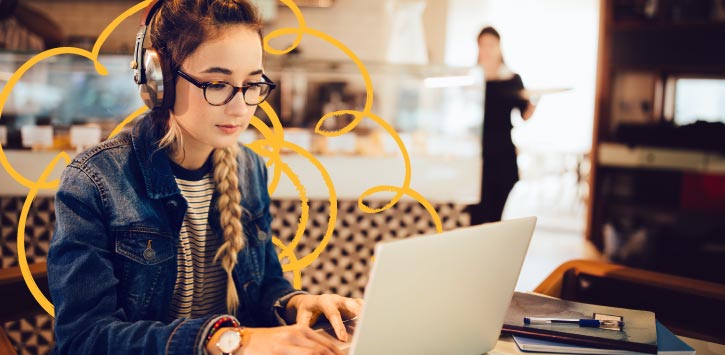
[48,114,301,355]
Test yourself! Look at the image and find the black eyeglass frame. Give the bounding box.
[176,69,277,106]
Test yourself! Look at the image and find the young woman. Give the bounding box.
[48,1,359,354]
[467,26,537,225]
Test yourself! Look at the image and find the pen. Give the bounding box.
[524,317,624,328]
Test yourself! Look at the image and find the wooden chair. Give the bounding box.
[0,262,50,355]
[534,259,725,344]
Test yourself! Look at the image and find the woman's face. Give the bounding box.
[171,24,263,154]
[477,33,501,67]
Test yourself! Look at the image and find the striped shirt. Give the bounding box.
[167,159,227,320]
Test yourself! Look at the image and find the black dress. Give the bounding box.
[468,74,529,225]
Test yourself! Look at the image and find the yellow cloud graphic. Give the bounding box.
[0,0,443,318]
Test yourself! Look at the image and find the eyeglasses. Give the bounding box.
[176,69,276,106]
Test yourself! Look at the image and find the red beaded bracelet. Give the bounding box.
[204,316,240,347]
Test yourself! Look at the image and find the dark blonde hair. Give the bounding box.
[149,0,263,315]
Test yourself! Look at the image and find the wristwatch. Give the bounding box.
[216,327,244,355]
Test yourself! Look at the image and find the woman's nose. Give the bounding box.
[225,91,251,117]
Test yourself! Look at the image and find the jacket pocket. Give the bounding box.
[115,229,174,265]
[112,228,175,320]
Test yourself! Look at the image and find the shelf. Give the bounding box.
[597,142,725,173]
[609,64,725,74]
[704,153,725,174]
[609,25,725,68]
[604,202,680,220]
[605,201,725,220]
[610,21,725,31]
[0,150,482,203]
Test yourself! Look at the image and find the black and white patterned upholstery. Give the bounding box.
[0,195,469,354]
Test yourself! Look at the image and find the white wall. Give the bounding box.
[445,0,599,153]
[23,0,448,64]
[265,0,448,64]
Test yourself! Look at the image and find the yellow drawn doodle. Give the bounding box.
[0,0,443,317]
[266,0,443,223]
[16,153,70,317]
[1,0,153,319]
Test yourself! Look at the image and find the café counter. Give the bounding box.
[0,149,480,203]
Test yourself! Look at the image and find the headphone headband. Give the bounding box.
[132,0,167,109]
[142,0,163,27]
[132,0,163,85]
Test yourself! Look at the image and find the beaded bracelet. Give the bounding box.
[204,316,240,347]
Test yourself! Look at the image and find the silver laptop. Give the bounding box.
[320,216,536,355]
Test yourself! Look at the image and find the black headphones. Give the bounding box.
[131,0,167,109]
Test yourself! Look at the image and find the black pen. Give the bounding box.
[524,317,624,328]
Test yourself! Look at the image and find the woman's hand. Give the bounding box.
[240,325,345,355]
[206,325,345,355]
[286,294,363,342]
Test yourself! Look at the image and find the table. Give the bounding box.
[489,335,724,355]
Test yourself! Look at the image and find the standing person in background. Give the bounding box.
[48,1,358,354]
[467,26,537,225]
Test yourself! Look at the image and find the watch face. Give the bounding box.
[217,329,242,353]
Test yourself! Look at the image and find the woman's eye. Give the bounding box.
[207,82,228,91]
[246,77,263,85]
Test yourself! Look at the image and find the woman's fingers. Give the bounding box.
[288,327,335,352]
[301,326,346,355]
[318,299,349,342]
[296,308,316,327]
[243,326,343,355]
[341,297,363,318]
[280,345,336,355]
[292,294,365,343]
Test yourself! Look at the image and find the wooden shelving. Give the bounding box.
[587,0,725,283]
[598,142,725,173]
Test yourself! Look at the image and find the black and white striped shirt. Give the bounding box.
[167,159,227,320]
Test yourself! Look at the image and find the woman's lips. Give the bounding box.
[216,124,240,134]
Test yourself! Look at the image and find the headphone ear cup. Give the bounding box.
[159,53,176,110]
[138,48,165,109]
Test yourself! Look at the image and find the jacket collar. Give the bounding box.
[131,113,181,200]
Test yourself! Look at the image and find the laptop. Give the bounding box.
[317,216,537,355]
